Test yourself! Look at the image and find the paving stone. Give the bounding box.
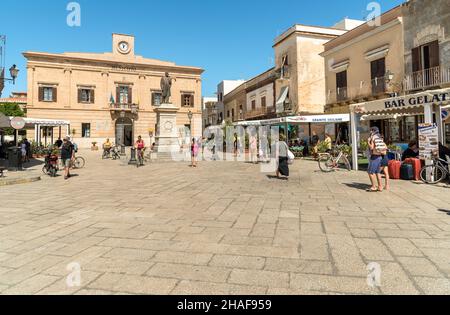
[87,273,178,294]
[397,257,443,277]
[172,280,267,295]
[228,269,289,288]
[290,273,374,294]
[209,255,265,270]
[354,238,394,261]
[102,248,157,261]
[378,262,421,295]
[152,251,213,265]
[381,238,424,257]
[2,274,60,295]
[83,258,153,275]
[147,263,231,283]
[264,258,333,275]
[414,277,450,295]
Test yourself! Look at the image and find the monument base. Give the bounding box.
[155,103,180,154]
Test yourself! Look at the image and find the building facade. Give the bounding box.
[273,24,348,115]
[322,6,410,143]
[202,96,218,129]
[24,34,204,148]
[402,0,450,146]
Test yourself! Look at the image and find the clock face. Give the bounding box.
[118,41,130,54]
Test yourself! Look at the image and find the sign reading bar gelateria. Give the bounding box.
[384,92,449,109]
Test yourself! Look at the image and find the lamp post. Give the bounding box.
[188,110,193,136]
[0,64,19,98]
[284,97,291,142]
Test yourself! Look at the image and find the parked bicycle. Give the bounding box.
[318,145,351,172]
[420,155,449,184]
[42,150,59,177]
[111,146,121,160]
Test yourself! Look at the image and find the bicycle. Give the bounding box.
[318,146,351,172]
[420,155,449,184]
[136,148,145,168]
[71,156,86,169]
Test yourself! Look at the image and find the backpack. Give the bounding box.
[373,136,387,155]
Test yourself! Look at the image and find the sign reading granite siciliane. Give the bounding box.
[418,123,439,160]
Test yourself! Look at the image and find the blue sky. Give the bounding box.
[1,0,404,98]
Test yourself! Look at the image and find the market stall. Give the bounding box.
[349,88,450,171]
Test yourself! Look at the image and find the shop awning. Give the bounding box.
[286,114,350,123]
[350,88,450,114]
[276,86,289,113]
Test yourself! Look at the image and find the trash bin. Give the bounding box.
[7,147,23,171]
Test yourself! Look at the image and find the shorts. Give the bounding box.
[368,155,382,174]
[381,155,389,167]
[62,159,71,168]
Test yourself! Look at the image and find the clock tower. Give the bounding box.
[112,33,135,57]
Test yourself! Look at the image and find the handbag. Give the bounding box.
[287,149,295,164]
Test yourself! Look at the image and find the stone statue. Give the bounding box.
[160,72,172,104]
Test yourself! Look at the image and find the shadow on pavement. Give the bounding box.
[438,209,450,216]
[343,182,372,191]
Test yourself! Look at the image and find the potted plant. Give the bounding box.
[91,142,98,151]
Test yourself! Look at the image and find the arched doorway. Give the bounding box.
[115,117,133,147]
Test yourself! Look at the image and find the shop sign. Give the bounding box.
[385,92,449,109]
[442,109,450,122]
[418,123,439,160]
[10,117,26,130]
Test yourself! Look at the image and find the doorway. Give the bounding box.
[115,117,133,147]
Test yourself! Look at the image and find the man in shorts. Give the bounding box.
[367,127,386,192]
[61,137,75,180]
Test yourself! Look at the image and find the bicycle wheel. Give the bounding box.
[74,157,85,169]
[318,154,335,172]
[42,165,49,175]
[342,156,352,171]
[420,165,446,184]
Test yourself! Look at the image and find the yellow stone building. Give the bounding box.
[24,34,203,148]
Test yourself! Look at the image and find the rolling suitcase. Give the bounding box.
[400,163,414,180]
[403,158,422,181]
[388,160,401,180]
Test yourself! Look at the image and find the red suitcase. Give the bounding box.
[403,158,423,181]
[388,160,401,180]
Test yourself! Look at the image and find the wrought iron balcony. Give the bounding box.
[245,106,276,120]
[404,66,450,91]
[109,103,139,113]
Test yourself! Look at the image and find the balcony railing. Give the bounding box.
[245,106,276,120]
[109,103,140,113]
[327,76,392,105]
[404,66,450,91]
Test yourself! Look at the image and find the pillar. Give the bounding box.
[435,104,444,144]
[350,110,359,171]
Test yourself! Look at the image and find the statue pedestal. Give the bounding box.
[155,103,180,153]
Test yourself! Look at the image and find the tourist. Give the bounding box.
[24,138,31,162]
[191,138,199,167]
[439,142,450,166]
[55,138,63,148]
[249,134,258,164]
[233,133,238,157]
[20,140,27,163]
[401,141,419,161]
[311,131,320,159]
[324,133,333,153]
[276,134,289,179]
[61,137,75,180]
[103,138,112,156]
[135,136,145,162]
[367,127,387,192]
[380,135,390,191]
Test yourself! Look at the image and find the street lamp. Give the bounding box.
[0,64,19,97]
[9,65,19,84]
[188,110,193,136]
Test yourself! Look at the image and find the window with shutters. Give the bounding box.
[79,88,94,104]
[251,100,256,111]
[118,86,130,104]
[82,123,91,138]
[411,40,440,88]
[181,93,194,107]
[370,58,386,95]
[261,96,267,108]
[43,87,53,101]
[152,91,162,106]
[336,71,347,101]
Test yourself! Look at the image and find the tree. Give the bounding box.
[0,102,25,135]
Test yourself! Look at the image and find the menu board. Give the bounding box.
[418,123,439,160]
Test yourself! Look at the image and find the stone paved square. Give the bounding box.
[0,150,449,295]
